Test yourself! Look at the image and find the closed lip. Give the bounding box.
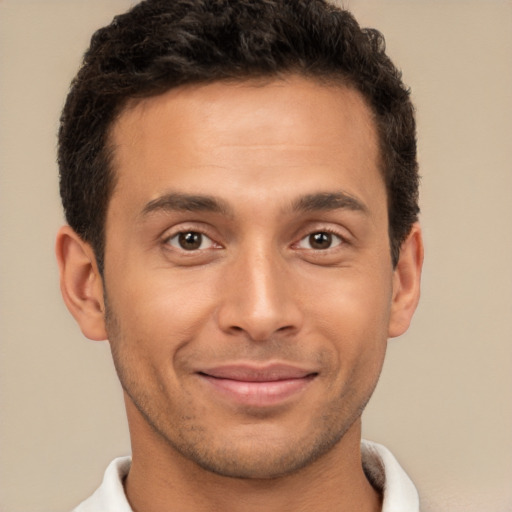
[196,363,318,407]
[196,363,318,382]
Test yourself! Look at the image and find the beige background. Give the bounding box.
[1,1,511,511]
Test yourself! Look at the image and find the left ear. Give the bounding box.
[388,223,424,338]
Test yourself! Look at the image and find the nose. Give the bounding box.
[216,245,303,342]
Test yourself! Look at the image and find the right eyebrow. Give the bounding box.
[140,192,233,218]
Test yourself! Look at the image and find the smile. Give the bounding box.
[197,364,318,407]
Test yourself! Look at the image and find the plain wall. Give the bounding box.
[1,1,511,511]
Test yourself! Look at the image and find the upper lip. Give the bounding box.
[197,363,317,382]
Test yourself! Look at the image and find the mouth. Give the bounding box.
[196,363,318,407]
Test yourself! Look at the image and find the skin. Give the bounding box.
[56,76,423,512]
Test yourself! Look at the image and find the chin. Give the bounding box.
[165,418,355,480]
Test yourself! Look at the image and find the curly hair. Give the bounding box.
[58,0,419,272]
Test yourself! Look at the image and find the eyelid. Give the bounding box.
[166,231,216,250]
[161,223,223,251]
[293,224,350,249]
[296,231,344,250]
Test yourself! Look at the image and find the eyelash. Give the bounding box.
[163,229,219,252]
[162,227,347,255]
[295,228,347,251]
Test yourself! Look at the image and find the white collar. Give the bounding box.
[74,440,419,511]
[361,440,420,512]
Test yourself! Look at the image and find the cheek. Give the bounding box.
[106,267,220,351]
[307,269,392,362]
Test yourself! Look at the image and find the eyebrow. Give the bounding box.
[140,190,368,220]
[141,193,233,218]
[291,192,368,214]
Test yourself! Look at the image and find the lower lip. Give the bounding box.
[199,374,316,407]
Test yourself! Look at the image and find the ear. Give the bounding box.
[388,223,424,338]
[55,225,107,341]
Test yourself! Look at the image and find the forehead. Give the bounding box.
[108,76,383,214]
[115,77,378,148]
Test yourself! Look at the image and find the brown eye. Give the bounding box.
[179,232,202,250]
[167,231,214,251]
[309,232,332,249]
[298,231,343,250]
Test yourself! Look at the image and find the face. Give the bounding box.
[103,77,398,478]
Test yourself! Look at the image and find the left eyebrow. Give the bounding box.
[291,192,368,214]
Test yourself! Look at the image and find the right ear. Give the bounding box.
[55,225,107,341]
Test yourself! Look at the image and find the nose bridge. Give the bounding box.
[247,243,283,314]
[217,237,301,340]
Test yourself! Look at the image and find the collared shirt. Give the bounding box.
[73,440,419,512]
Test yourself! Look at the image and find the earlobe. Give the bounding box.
[388,223,424,338]
[55,225,108,341]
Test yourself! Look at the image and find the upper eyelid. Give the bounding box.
[160,221,218,240]
[293,225,351,244]
[166,231,217,251]
[294,230,346,250]
[302,229,345,241]
[164,227,211,238]
[158,221,351,246]
[164,230,213,241]
[161,226,224,254]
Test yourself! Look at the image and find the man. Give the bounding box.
[56,0,423,510]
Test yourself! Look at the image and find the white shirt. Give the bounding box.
[73,440,419,512]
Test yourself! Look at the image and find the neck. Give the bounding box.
[124,403,381,512]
